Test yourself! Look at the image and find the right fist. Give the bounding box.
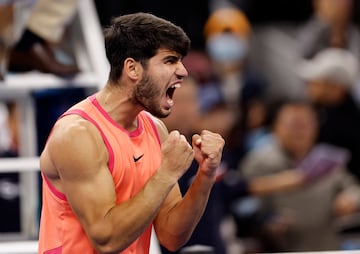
[160,131,194,181]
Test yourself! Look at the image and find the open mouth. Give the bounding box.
[166,83,181,99]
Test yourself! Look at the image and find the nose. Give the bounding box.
[176,61,188,78]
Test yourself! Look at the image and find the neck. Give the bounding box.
[96,84,142,131]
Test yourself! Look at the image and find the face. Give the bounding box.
[132,49,188,118]
[274,104,318,159]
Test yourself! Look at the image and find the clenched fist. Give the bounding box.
[160,130,195,182]
[192,130,225,179]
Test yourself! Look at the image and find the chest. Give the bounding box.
[109,130,162,202]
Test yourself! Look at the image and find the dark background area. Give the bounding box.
[94,0,209,49]
[94,0,360,50]
[232,0,360,24]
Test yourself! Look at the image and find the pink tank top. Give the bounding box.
[38,94,162,254]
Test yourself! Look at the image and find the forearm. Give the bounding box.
[156,169,215,249]
[88,171,176,254]
[155,130,224,250]
[248,170,304,196]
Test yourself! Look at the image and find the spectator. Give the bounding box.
[298,47,360,181]
[298,0,360,60]
[239,100,360,252]
[202,6,252,112]
[7,0,80,77]
[200,6,269,170]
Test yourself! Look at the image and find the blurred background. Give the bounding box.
[1,0,360,253]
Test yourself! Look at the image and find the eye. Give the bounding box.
[164,56,179,64]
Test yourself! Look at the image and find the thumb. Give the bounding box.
[192,134,203,163]
[192,134,202,148]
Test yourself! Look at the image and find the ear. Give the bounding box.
[124,58,141,81]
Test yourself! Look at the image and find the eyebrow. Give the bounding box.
[163,55,181,62]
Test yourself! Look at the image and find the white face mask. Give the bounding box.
[206,33,248,64]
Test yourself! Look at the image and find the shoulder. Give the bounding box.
[51,114,102,144]
[43,114,107,169]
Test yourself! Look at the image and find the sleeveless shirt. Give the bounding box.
[38,94,162,254]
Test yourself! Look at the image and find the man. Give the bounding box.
[239,100,360,252]
[37,13,225,254]
[298,47,360,181]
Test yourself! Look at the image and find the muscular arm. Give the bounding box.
[154,164,217,249]
[152,117,225,250]
[43,116,194,254]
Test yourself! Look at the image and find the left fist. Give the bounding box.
[192,130,225,178]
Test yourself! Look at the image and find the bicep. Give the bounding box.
[49,120,117,232]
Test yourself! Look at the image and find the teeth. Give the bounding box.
[172,84,181,88]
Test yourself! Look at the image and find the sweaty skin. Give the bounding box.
[39,48,225,253]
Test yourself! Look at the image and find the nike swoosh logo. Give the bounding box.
[133,154,144,162]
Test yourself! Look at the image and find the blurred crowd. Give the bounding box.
[1,0,360,253]
[164,0,360,253]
